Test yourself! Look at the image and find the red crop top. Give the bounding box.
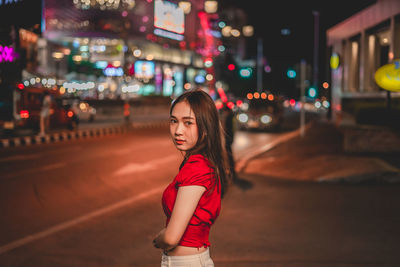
[162,154,221,248]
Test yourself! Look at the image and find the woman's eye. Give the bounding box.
[170,118,177,124]
[184,121,193,126]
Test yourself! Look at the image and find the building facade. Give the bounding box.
[327,0,400,124]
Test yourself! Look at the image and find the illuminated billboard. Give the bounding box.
[154,0,184,40]
[134,60,155,79]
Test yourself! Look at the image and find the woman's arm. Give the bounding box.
[153,185,206,251]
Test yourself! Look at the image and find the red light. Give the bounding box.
[215,101,223,110]
[17,83,24,90]
[67,111,74,118]
[236,100,243,107]
[228,64,235,71]
[289,99,296,106]
[217,87,228,103]
[227,102,234,109]
[20,110,29,119]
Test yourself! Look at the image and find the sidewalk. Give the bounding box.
[0,118,169,148]
[211,119,400,266]
[238,119,400,184]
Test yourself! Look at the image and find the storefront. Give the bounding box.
[327,0,400,123]
[30,0,214,100]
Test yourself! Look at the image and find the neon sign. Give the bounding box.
[0,45,18,63]
[374,59,400,92]
[154,0,184,40]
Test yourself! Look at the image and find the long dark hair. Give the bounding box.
[170,89,232,198]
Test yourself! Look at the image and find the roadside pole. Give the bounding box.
[300,59,306,137]
[257,38,263,93]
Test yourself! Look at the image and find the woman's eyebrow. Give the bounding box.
[170,114,195,120]
[182,116,195,120]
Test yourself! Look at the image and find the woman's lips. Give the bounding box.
[175,139,185,145]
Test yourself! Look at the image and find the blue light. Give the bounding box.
[95,61,108,69]
[194,75,205,83]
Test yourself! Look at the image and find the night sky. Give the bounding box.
[219,0,378,98]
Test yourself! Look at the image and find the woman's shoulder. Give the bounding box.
[177,154,215,187]
[179,154,214,176]
[185,154,213,169]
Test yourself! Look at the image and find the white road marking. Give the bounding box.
[113,155,177,176]
[0,154,40,162]
[0,185,166,255]
[40,162,67,171]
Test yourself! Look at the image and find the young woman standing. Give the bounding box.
[153,89,231,267]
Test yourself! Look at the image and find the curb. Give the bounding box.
[235,121,315,173]
[317,171,400,184]
[0,121,169,149]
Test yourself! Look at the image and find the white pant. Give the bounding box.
[161,248,214,267]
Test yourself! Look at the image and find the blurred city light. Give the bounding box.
[204,0,218,13]
[178,1,191,14]
[227,64,235,71]
[286,68,296,79]
[281,28,291,35]
[242,25,254,37]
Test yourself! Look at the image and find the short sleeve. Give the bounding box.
[176,155,215,190]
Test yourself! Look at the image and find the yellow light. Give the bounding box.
[231,29,241,37]
[204,0,218,13]
[253,92,260,99]
[221,26,232,37]
[247,93,253,100]
[330,52,339,69]
[242,25,254,37]
[268,94,274,101]
[374,59,400,92]
[52,52,64,60]
[179,1,191,14]
[261,92,267,99]
[72,55,82,63]
[133,49,142,57]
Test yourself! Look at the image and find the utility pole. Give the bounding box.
[312,10,319,89]
[300,59,306,137]
[257,38,263,93]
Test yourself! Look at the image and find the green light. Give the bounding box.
[308,86,317,98]
[239,67,253,78]
[287,68,296,79]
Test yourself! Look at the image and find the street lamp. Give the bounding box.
[72,55,83,81]
[204,0,217,13]
[179,1,191,14]
[52,51,64,80]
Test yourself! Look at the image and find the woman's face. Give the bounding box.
[169,101,199,153]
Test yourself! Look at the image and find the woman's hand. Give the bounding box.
[153,228,165,249]
[154,186,205,251]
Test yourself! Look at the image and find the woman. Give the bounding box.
[153,89,231,267]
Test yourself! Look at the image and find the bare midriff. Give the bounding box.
[166,245,207,256]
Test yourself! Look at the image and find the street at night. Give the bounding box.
[1,0,400,266]
[1,109,400,266]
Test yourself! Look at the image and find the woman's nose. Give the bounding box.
[175,122,184,135]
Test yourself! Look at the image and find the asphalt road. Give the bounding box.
[1,110,398,266]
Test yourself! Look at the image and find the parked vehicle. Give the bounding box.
[61,98,96,123]
[0,84,76,133]
[236,95,284,132]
